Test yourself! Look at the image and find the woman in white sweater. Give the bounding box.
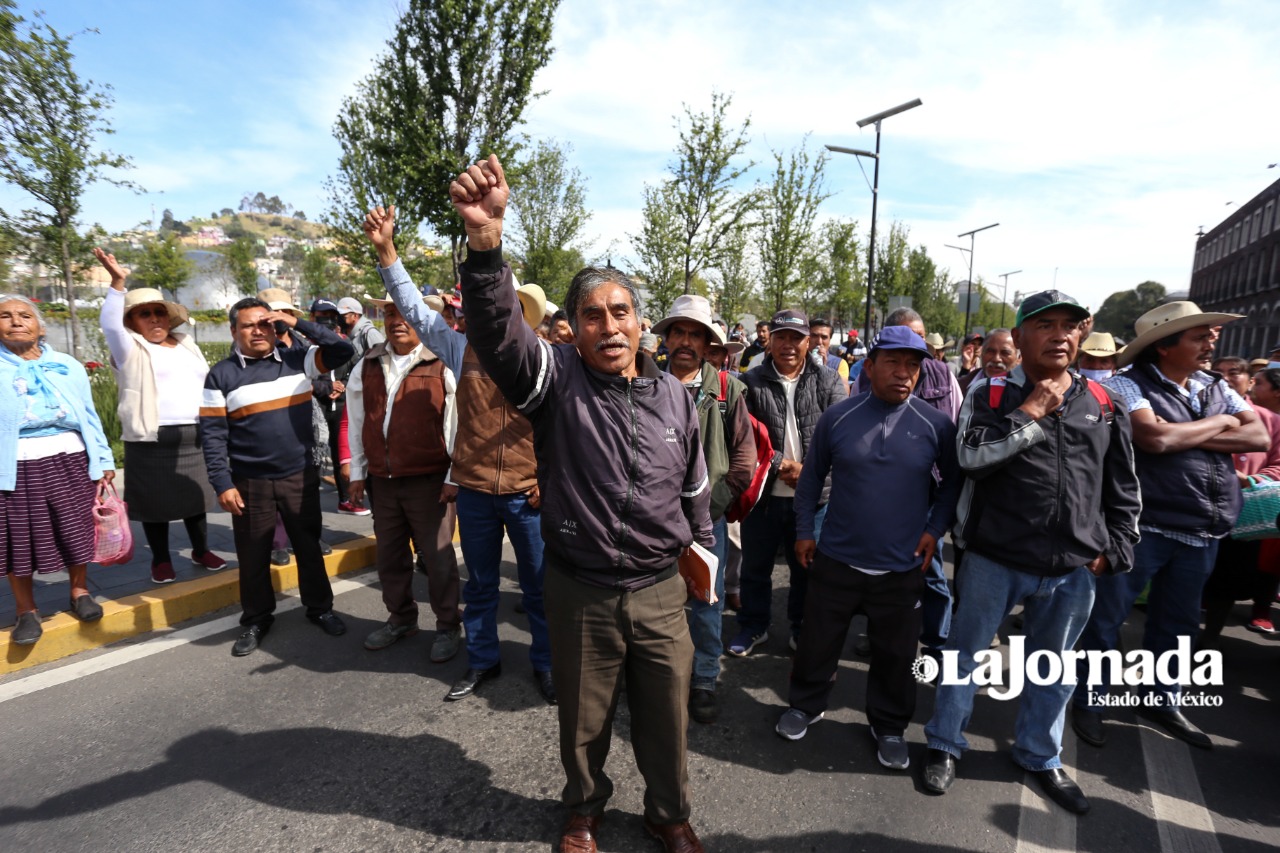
[95,248,227,583]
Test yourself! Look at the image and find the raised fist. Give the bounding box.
[449,154,507,250]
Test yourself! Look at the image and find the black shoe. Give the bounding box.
[535,669,557,705]
[1137,705,1212,750]
[318,539,332,556]
[853,634,871,657]
[1072,707,1107,748]
[11,611,42,646]
[232,624,268,657]
[689,687,719,724]
[68,594,104,622]
[922,749,956,794]
[445,664,501,701]
[307,611,347,636]
[1029,767,1090,815]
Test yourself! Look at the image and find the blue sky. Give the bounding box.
[9,0,1280,312]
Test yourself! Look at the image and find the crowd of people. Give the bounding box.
[1,153,1276,853]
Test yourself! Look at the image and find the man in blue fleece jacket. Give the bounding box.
[777,326,961,771]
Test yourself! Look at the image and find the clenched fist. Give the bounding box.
[449,154,508,251]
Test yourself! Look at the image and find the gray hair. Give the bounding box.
[564,267,644,335]
[884,307,923,328]
[0,293,46,333]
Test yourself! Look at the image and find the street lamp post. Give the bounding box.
[826,97,922,343]
[958,222,999,335]
[998,269,1022,327]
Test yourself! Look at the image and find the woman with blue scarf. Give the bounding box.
[1,295,116,646]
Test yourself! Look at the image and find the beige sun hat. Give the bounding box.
[123,288,189,330]
[925,332,945,350]
[650,295,726,345]
[1115,302,1244,368]
[515,283,546,329]
[256,287,303,317]
[1080,331,1124,359]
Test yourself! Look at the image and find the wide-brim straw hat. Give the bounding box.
[710,340,745,355]
[1116,302,1243,368]
[391,282,545,329]
[123,288,189,330]
[256,287,303,318]
[1080,331,1124,359]
[650,294,726,345]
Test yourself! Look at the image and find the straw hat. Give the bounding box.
[925,332,945,350]
[256,287,303,317]
[374,283,546,329]
[123,288,189,330]
[1115,302,1244,368]
[1080,331,1124,359]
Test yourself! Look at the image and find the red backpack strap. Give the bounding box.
[719,370,729,402]
[1085,378,1114,423]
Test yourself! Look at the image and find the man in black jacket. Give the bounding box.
[727,309,846,656]
[450,155,712,853]
[921,291,1141,815]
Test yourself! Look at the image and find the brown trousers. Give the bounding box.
[370,473,460,631]
[544,562,693,824]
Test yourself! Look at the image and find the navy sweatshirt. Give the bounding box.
[200,319,354,495]
[795,391,961,572]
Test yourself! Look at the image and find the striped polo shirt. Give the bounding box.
[200,321,352,494]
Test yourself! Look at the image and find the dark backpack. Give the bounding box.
[717,370,775,523]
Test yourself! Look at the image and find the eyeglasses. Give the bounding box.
[132,307,168,320]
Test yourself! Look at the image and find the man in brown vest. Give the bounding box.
[347,298,462,664]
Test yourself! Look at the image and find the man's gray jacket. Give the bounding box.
[459,246,713,589]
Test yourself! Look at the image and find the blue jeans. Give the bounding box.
[688,517,728,690]
[921,551,952,656]
[925,551,1096,771]
[456,487,551,672]
[1073,532,1219,709]
[737,498,826,639]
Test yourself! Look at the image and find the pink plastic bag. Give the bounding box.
[93,483,134,566]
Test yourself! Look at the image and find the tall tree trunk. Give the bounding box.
[60,229,83,360]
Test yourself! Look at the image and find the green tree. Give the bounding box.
[629,182,684,319]
[506,139,591,306]
[129,232,195,296]
[669,91,755,294]
[325,0,558,282]
[710,220,756,325]
[218,236,259,302]
[300,248,341,302]
[1093,280,1166,338]
[0,3,134,357]
[812,219,864,331]
[756,137,830,312]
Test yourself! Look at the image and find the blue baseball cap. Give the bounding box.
[868,325,931,356]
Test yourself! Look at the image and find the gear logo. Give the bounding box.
[911,655,939,684]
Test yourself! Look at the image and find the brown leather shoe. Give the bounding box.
[560,813,601,853]
[643,819,704,853]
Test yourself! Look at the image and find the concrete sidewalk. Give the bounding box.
[1,479,383,674]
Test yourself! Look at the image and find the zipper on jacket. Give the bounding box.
[614,379,641,571]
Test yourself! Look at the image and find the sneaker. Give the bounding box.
[271,549,291,566]
[364,621,420,650]
[775,707,823,741]
[689,687,719,724]
[870,727,910,770]
[1246,616,1276,634]
[11,611,42,646]
[192,551,227,571]
[726,629,768,657]
[430,628,462,663]
[318,540,332,556]
[788,634,800,652]
[151,562,176,584]
[853,634,871,656]
[337,500,371,516]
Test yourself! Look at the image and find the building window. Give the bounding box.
[1265,201,1275,235]
[1252,211,1262,243]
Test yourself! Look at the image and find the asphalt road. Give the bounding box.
[0,552,1276,853]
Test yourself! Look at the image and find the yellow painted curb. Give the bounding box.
[1,536,378,676]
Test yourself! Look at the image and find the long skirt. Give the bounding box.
[0,450,97,577]
[124,424,216,523]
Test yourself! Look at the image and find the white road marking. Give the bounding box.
[0,574,378,705]
[1014,729,1078,853]
[1139,722,1222,853]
